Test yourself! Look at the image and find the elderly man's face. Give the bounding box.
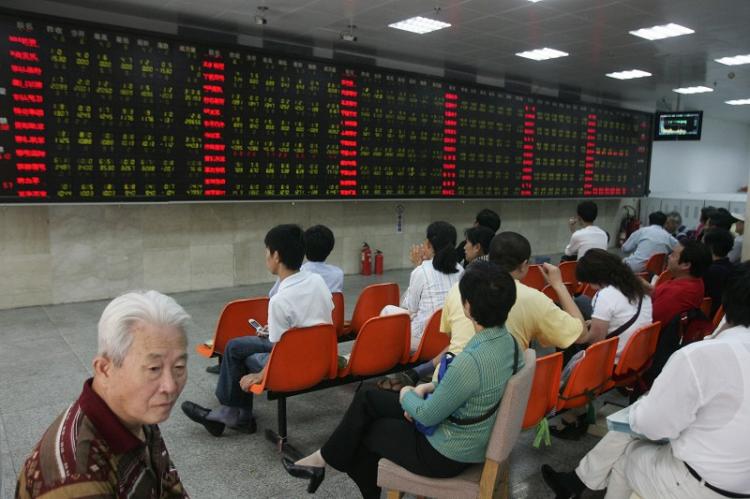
[103,323,187,430]
[665,217,680,234]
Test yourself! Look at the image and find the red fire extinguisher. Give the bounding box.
[360,243,372,276]
[374,250,384,275]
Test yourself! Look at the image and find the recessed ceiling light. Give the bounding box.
[515,48,569,61]
[673,86,714,94]
[388,16,451,34]
[715,54,750,66]
[629,23,694,41]
[726,98,750,106]
[606,69,652,80]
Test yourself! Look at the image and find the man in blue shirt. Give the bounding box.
[622,211,678,273]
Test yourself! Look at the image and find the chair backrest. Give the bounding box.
[522,352,563,430]
[203,297,270,356]
[653,269,673,288]
[342,314,410,377]
[611,322,661,383]
[540,285,558,302]
[579,283,597,298]
[331,292,345,337]
[699,297,712,319]
[557,336,618,411]
[558,261,577,287]
[484,349,536,463]
[520,264,545,291]
[250,324,337,395]
[712,305,724,330]
[645,253,667,276]
[410,309,449,362]
[349,283,400,334]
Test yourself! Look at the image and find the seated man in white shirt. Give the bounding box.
[563,201,609,261]
[269,224,344,296]
[622,211,678,273]
[182,224,333,436]
[542,261,750,499]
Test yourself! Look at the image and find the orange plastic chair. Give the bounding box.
[556,337,618,412]
[331,292,345,337]
[712,305,724,330]
[409,309,449,363]
[248,324,338,454]
[196,297,270,358]
[522,352,563,430]
[249,324,338,396]
[541,285,559,302]
[653,269,673,288]
[645,253,667,277]
[699,297,712,318]
[342,283,400,338]
[520,264,546,291]
[603,322,661,393]
[558,261,579,294]
[579,283,597,298]
[339,314,411,378]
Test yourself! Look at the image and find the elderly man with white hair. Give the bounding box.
[15,290,191,498]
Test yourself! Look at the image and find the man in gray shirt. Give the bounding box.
[622,211,678,273]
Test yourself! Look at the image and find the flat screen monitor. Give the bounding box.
[654,111,703,141]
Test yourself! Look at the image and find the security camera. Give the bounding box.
[254,15,267,25]
[340,32,357,42]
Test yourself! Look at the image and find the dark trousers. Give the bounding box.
[321,388,469,499]
[215,336,273,410]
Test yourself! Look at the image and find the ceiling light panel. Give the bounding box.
[515,48,569,61]
[726,99,750,106]
[388,17,451,34]
[606,69,652,80]
[715,54,750,66]
[629,23,694,41]
[673,86,714,94]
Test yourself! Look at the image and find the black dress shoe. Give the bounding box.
[181,401,225,437]
[541,464,584,499]
[229,417,257,434]
[282,457,325,494]
[205,363,221,374]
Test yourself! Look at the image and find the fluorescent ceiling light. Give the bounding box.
[726,98,750,106]
[515,47,569,61]
[673,86,714,94]
[715,54,750,66]
[629,23,694,41]
[606,69,652,80]
[388,16,451,34]
[528,0,544,2]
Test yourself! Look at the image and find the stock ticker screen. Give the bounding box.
[0,12,653,203]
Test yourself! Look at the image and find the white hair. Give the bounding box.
[97,290,191,366]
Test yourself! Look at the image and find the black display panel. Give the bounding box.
[654,111,702,141]
[0,11,652,202]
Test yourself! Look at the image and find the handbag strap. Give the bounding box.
[448,336,519,426]
[605,296,643,340]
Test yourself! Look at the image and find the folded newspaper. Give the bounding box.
[606,405,668,443]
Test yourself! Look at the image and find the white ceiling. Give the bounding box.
[5,0,750,123]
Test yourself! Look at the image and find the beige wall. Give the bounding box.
[0,199,633,309]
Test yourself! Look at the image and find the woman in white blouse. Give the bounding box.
[382,221,463,351]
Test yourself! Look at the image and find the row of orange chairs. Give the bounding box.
[196,282,402,361]
[246,310,449,452]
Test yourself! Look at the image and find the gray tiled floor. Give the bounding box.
[0,268,610,498]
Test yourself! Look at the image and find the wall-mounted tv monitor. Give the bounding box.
[654,111,703,141]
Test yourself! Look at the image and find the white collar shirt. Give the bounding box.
[630,325,750,494]
[267,270,333,343]
[401,259,463,339]
[564,225,609,259]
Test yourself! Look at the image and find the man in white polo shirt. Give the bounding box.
[563,201,609,261]
[182,224,333,436]
[542,261,750,499]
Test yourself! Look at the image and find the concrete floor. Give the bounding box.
[0,268,612,498]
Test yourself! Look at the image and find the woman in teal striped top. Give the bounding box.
[282,261,522,498]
